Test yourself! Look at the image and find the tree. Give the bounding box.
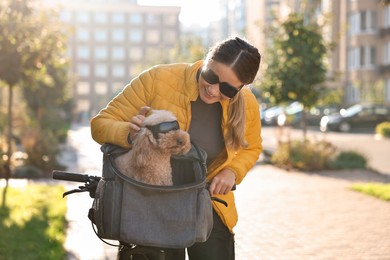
[262,13,328,137]
[21,59,73,176]
[169,36,206,63]
[0,0,70,179]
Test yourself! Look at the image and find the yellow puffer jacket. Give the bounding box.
[90,60,262,233]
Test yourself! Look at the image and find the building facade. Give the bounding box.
[342,0,390,105]
[46,0,181,120]
[245,0,390,106]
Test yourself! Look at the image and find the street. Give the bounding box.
[261,126,390,175]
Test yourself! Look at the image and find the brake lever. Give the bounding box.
[63,183,95,197]
[62,187,89,197]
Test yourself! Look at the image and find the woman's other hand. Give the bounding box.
[209,168,236,195]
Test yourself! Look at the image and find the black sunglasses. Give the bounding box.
[200,68,244,98]
[145,120,180,139]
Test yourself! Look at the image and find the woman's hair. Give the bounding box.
[206,37,261,150]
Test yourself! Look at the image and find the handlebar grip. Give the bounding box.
[52,170,90,182]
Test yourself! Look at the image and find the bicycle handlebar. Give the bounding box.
[52,170,101,183]
[52,170,101,198]
[53,170,89,182]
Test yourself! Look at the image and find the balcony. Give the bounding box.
[379,64,390,73]
[380,27,390,37]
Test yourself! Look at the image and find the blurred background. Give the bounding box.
[1,0,390,179]
[1,1,390,259]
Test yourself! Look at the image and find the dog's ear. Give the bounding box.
[131,129,157,167]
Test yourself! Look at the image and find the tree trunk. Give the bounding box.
[302,109,307,140]
[5,83,13,181]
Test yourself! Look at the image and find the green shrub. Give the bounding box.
[376,122,390,138]
[271,139,336,171]
[331,151,367,169]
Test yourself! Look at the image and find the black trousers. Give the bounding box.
[120,210,235,260]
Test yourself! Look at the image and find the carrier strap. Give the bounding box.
[211,197,228,207]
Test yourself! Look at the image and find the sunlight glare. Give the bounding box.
[138,0,220,27]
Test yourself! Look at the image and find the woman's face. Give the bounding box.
[198,60,244,104]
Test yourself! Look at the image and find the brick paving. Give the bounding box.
[62,163,390,260]
[234,164,390,260]
[59,125,390,259]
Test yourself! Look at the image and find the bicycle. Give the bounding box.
[52,170,166,260]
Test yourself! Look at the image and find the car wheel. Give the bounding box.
[339,122,351,132]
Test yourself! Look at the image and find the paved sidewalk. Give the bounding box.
[62,163,390,259]
[235,164,390,259]
[60,125,390,259]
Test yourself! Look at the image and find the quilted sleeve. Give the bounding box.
[90,69,155,148]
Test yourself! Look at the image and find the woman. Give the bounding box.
[90,36,262,260]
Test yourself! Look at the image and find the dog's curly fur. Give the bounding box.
[114,110,191,186]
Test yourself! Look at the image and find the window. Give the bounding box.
[77,99,90,112]
[94,12,108,24]
[366,47,376,67]
[95,82,108,95]
[94,29,108,42]
[146,14,160,25]
[112,13,126,24]
[163,14,177,26]
[146,29,160,43]
[375,107,389,115]
[95,64,108,77]
[112,47,126,60]
[113,82,124,93]
[129,46,143,60]
[348,46,376,70]
[94,46,108,60]
[145,48,159,60]
[129,65,145,78]
[385,6,390,28]
[346,84,360,103]
[112,29,125,42]
[77,64,90,77]
[348,48,358,69]
[112,64,126,78]
[77,81,90,95]
[129,29,143,42]
[76,11,90,24]
[162,29,176,44]
[130,13,142,25]
[386,79,390,102]
[77,46,90,59]
[348,10,376,35]
[76,28,89,42]
[385,42,390,65]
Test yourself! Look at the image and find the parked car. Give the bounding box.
[280,103,341,128]
[262,105,286,126]
[320,103,390,132]
[305,105,341,126]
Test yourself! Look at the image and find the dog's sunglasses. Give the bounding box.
[145,120,180,139]
[200,68,244,98]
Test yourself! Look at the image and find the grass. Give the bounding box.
[0,183,67,260]
[351,183,390,202]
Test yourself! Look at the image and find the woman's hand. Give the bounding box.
[209,168,236,195]
[128,106,151,139]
